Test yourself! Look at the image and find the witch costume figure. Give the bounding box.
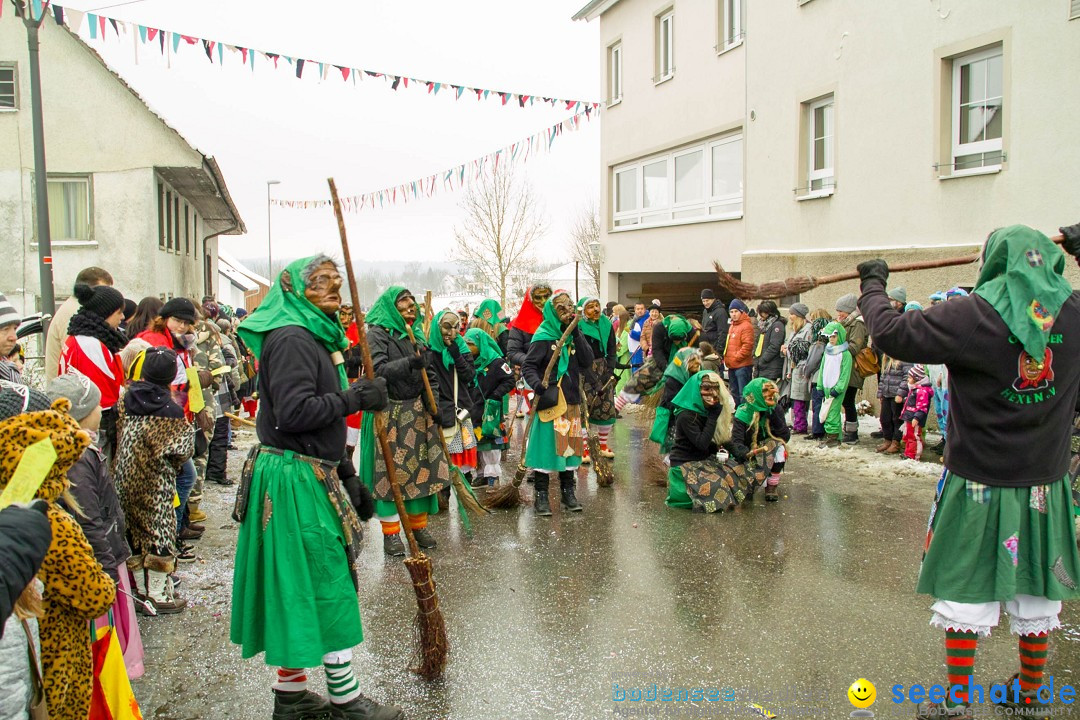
[615,314,694,413]
[521,291,594,516]
[230,255,401,720]
[365,286,451,557]
[464,327,516,487]
[858,224,1080,720]
[648,346,702,460]
[577,295,618,459]
[730,377,791,501]
[426,308,479,482]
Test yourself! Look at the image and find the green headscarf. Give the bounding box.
[366,285,412,339]
[672,370,722,417]
[577,295,613,349]
[530,294,573,380]
[734,377,777,427]
[237,255,348,389]
[465,327,503,374]
[473,299,506,330]
[663,346,700,384]
[427,308,471,369]
[662,314,693,344]
[973,225,1073,358]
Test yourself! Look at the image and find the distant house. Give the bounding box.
[217,250,269,312]
[0,12,245,317]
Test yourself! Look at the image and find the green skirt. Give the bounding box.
[231,451,363,667]
[525,409,583,472]
[365,399,444,519]
[917,472,1080,603]
[665,466,693,509]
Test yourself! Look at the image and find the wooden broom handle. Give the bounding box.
[328,178,419,557]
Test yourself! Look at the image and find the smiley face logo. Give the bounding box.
[848,679,876,709]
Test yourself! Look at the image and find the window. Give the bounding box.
[157,182,166,249]
[184,204,191,255]
[951,46,1003,173]
[173,194,180,254]
[0,63,16,110]
[164,189,174,251]
[46,176,91,241]
[608,43,623,105]
[612,133,743,230]
[807,96,835,193]
[656,11,674,82]
[1071,0,1080,20]
[720,0,743,51]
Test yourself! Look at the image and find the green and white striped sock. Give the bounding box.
[323,651,361,705]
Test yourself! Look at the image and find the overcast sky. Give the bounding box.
[55,0,600,267]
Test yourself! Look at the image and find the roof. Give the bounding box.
[572,0,622,21]
[55,17,246,236]
[218,250,270,287]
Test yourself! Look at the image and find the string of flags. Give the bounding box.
[272,107,599,213]
[45,3,599,113]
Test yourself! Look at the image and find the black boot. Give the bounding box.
[559,470,582,512]
[329,694,404,720]
[533,473,551,516]
[273,689,334,720]
[842,421,860,445]
[469,473,487,489]
[383,534,405,557]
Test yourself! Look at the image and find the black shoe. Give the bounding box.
[534,490,552,516]
[842,432,860,445]
[412,527,437,549]
[329,694,404,720]
[469,475,487,489]
[273,690,334,720]
[383,534,405,557]
[210,476,235,486]
[559,472,582,512]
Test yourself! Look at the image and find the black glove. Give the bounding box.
[706,402,722,417]
[446,341,462,359]
[408,354,425,370]
[342,475,375,521]
[1060,222,1080,259]
[349,377,388,411]
[857,259,889,287]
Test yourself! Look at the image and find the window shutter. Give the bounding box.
[1072,0,1080,19]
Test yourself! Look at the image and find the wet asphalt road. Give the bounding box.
[135,412,1080,720]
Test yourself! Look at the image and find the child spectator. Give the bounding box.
[698,342,722,373]
[802,315,831,440]
[900,364,934,461]
[816,321,852,448]
[876,355,913,454]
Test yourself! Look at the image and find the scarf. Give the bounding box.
[237,256,349,390]
[734,377,776,427]
[510,287,545,335]
[672,370,714,416]
[465,327,503,374]
[365,285,412,340]
[819,321,849,390]
[473,299,507,333]
[530,296,572,380]
[577,295,613,349]
[973,224,1073,358]
[67,310,128,354]
[427,308,471,369]
[663,346,699,384]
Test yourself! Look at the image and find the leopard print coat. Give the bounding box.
[113,401,195,571]
[0,400,117,720]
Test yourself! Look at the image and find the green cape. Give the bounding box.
[465,327,503,374]
[473,299,506,329]
[734,377,776,427]
[577,295,612,349]
[530,295,572,380]
[672,370,721,416]
[366,285,411,339]
[237,256,348,389]
[663,346,700,384]
[973,225,1073,358]
[428,307,471,369]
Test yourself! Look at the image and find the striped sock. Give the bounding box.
[273,667,308,693]
[324,657,362,705]
[1019,632,1049,691]
[380,515,400,536]
[408,512,428,530]
[598,424,611,451]
[614,394,628,412]
[945,629,978,705]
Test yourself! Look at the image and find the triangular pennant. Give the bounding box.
[109,18,119,36]
[295,58,305,78]
[338,65,350,81]
[52,5,64,24]
[391,76,401,90]
[87,13,98,39]
[138,24,147,43]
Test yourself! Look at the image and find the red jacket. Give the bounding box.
[136,329,194,420]
[723,314,755,369]
[59,336,125,410]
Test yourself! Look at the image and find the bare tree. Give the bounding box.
[452,163,546,308]
[568,199,601,298]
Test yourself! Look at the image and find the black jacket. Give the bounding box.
[429,347,477,429]
[670,408,721,466]
[582,328,616,375]
[860,278,1080,487]
[521,328,594,408]
[728,408,790,463]
[659,375,685,412]
[753,317,786,380]
[472,357,516,421]
[506,327,532,368]
[368,325,440,403]
[650,322,678,369]
[700,303,729,348]
[62,448,130,581]
[0,505,51,635]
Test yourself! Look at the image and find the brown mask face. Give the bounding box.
[395,292,418,324]
[553,293,576,324]
[531,286,552,310]
[762,381,779,407]
[686,354,701,375]
[700,380,720,408]
[583,300,601,321]
[303,262,344,316]
[439,313,460,346]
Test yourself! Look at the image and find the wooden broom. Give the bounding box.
[328,178,447,681]
[579,376,615,487]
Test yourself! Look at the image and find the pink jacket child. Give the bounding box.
[900,364,934,460]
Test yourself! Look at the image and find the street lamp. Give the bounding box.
[266,180,280,276]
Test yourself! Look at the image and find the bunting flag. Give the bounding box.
[272,106,599,213]
[52,4,598,112]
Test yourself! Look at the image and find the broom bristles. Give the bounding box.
[713,260,820,300]
[404,553,448,680]
[484,481,525,509]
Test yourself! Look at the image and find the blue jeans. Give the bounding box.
[811,387,825,436]
[728,366,753,408]
[175,459,196,533]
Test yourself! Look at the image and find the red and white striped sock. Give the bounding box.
[597,424,612,452]
[274,667,308,693]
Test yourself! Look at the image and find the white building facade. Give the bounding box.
[575,0,1080,311]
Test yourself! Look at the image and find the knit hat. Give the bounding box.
[728,298,749,314]
[160,297,197,323]
[887,286,907,304]
[835,293,858,314]
[46,372,101,422]
[904,301,924,312]
[700,289,716,300]
[788,302,810,319]
[945,286,970,299]
[203,301,220,319]
[73,283,125,319]
[650,299,662,310]
[141,347,179,387]
[929,291,946,303]
[0,380,52,419]
[235,308,248,318]
[0,293,20,328]
[908,364,927,383]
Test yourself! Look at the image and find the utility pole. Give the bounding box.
[15,0,56,328]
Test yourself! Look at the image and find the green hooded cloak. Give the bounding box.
[473,299,507,332]
[577,296,613,350]
[465,327,503,374]
[365,285,412,339]
[663,347,700,384]
[530,294,573,379]
[662,314,693,342]
[237,255,349,389]
[672,370,722,417]
[734,377,777,427]
[973,225,1074,358]
[427,308,471,369]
